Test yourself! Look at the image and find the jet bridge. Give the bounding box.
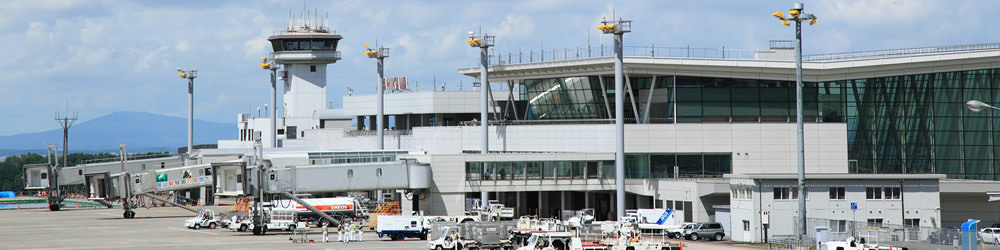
[263,159,431,193]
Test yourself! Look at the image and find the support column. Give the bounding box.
[560,191,567,217]
[517,191,522,216]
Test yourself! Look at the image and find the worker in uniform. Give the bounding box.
[347,222,355,243]
[337,223,343,242]
[322,225,328,243]
[357,222,363,241]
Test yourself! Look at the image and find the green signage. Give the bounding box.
[156,174,168,182]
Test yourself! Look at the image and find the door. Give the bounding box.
[225,169,238,192]
[30,170,42,187]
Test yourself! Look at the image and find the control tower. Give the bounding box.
[268,15,342,141]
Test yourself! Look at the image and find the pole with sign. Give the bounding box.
[851,202,858,237]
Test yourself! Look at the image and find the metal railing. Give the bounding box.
[343,129,411,137]
[485,42,1000,66]
[487,45,760,65]
[804,42,1000,62]
[81,153,174,165]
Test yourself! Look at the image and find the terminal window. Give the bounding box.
[829,187,846,200]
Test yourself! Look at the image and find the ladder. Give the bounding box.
[367,201,401,229]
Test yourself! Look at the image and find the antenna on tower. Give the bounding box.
[54,111,78,170]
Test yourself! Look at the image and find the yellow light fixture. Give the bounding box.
[364,44,370,49]
[259,63,270,69]
[178,73,187,78]
[781,20,790,26]
[789,9,800,16]
[260,57,267,61]
[772,11,784,19]
[809,19,818,25]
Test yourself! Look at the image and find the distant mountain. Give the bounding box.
[0,112,235,155]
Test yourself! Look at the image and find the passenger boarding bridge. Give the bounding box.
[23,147,432,219]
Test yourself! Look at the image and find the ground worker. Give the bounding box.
[356,222,363,241]
[322,225,328,243]
[337,223,343,242]
[346,222,354,243]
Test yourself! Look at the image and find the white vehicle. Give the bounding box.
[427,225,462,250]
[185,209,220,230]
[228,209,306,232]
[376,215,428,241]
[516,231,574,250]
[466,199,515,221]
[982,227,1000,245]
[666,223,696,239]
[563,209,596,228]
[819,237,904,250]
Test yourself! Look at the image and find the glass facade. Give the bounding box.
[518,68,1000,180]
[464,153,730,180]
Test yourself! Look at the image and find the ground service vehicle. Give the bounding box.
[427,222,461,250]
[376,215,428,241]
[819,237,906,250]
[229,209,306,232]
[269,197,361,227]
[516,231,574,250]
[563,209,596,229]
[185,209,220,229]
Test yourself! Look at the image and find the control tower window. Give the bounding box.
[271,39,339,52]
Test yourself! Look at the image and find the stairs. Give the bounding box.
[367,201,401,229]
[228,198,250,212]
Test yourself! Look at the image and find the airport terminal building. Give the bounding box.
[333,41,1000,241]
[39,37,1000,243]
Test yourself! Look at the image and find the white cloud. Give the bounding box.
[816,0,941,25]
[175,41,190,52]
[2,0,999,137]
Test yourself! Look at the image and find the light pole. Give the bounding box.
[599,17,631,220]
[467,31,495,202]
[773,3,817,247]
[967,100,1000,112]
[177,68,197,165]
[260,57,278,148]
[365,44,390,150]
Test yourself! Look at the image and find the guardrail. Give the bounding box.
[82,153,174,165]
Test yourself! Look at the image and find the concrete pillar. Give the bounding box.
[560,191,566,214]
[516,191,522,216]
[538,191,545,217]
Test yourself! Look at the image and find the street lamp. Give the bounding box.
[365,43,390,150]
[598,16,631,220]
[260,57,278,148]
[772,2,816,247]
[177,68,197,165]
[467,31,494,202]
[967,100,1000,112]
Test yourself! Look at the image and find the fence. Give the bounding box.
[764,218,989,249]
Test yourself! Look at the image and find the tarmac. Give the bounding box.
[0,206,426,249]
[0,200,771,250]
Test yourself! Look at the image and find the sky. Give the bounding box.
[2,0,999,136]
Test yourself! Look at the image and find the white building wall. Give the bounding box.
[283,64,326,132]
[342,91,510,116]
[729,176,942,243]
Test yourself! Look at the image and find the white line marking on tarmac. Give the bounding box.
[167,227,219,235]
